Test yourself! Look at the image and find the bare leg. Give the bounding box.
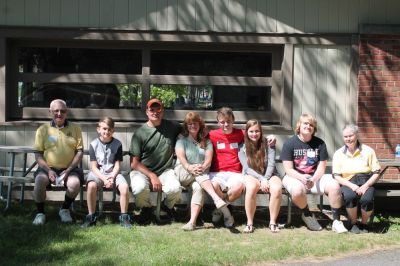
[227,183,245,202]
[244,175,260,226]
[290,186,308,209]
[268,176,282,225]
[346,207,358,225]
[86,181,97,214]
[188,203,201,225]
[361,209,373,224]
[200,180,223,202]
[325,181,342,209]
[118,183,130,213]
[212,181,224,199]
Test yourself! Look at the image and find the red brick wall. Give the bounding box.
[358,34,400,180]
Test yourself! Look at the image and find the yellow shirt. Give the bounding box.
[332,143,381,180]
[34,121,83,169]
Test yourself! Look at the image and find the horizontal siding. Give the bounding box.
[0,125,135,172]
[293,45,354,157]
[0,0,399,33]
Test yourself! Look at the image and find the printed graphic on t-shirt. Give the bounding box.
[293,148,320,174]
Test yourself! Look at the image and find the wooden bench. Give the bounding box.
[2,159,400,225]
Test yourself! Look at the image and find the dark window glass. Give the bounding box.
[18,82,142,109]
[150,51,272,77]
[150,84,271,111]
[17,48,142,74]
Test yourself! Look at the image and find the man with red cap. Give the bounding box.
[129,98,182,223]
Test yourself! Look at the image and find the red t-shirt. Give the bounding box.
[209,128,244,173]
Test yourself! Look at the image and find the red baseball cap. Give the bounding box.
[146,98,163,109]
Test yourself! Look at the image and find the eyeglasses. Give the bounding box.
[51,109,67,114]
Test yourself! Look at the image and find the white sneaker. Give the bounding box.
[223,213,234,228]
[212,209,223,224]
[332,220,348,233]
[32,213,46,225]
[59,209,73,223]
[301,213,322,231]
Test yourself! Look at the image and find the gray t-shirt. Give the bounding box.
[238,143,279,182]
[89,137,123,174]
[129,119,182,175]
[175,137,213,165]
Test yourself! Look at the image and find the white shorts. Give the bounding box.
[282,174,337,195]
[209,171,245,191]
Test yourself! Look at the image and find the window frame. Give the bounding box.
[3,28,354,127]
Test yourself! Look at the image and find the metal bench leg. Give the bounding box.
[319,195,323,212]
[5,180,13,211]
[155,191,162,223]
[112,182,117,204]
[286,194,292,225]
[98,187,104,217]
[80,183,84,208]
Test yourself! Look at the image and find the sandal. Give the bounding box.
[243,224,254,233]
[269,223,280,233]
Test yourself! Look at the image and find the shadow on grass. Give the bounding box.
[0,202,110,265]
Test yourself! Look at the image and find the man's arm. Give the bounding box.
[282,160,311,188]
[62,150,83,177]
[312,160,327,182]
[35,152,57,182]
[130,156,161,192]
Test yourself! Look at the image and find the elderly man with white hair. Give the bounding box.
[32,99,84,225]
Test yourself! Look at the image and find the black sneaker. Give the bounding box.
[138,207,154,225]
[358,223,369,233]
[81,214,97,228]
[119,214,132,229]
[160,204,176,221]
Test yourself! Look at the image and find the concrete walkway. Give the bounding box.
[281,247,400,266]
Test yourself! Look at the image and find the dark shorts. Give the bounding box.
[34,167,84,188]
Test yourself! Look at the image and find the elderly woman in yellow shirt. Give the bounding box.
[332,124,381,234]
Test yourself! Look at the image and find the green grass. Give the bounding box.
[1,202,400,266]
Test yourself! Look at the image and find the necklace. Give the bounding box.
[189,135,199,146]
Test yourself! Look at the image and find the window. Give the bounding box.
[17,47,141,74]
[150,84,271,111]
[8,38,286,125]
[151,51,271,76]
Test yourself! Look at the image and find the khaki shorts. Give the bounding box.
[174,164,209,187]
[85,172,127,191]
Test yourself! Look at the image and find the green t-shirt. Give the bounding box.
[129,119,182,175]
[175,137,213,165]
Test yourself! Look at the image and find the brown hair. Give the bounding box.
[216,107,235,122]
[98,116,115,129]
[244,119,266,175]
[183,112,207,149]
[295,114,318,135]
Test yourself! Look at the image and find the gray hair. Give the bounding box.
[343,124,359,135]
[49,99,67,109]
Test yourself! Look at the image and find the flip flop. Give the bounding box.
[269,223,280,233]
[243,224,254,233]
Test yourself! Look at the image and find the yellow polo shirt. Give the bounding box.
[34,121,83,169]
[332,143,381,180]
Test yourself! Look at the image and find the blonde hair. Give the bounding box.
[295,114,317,135]
[183,112,207,149]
